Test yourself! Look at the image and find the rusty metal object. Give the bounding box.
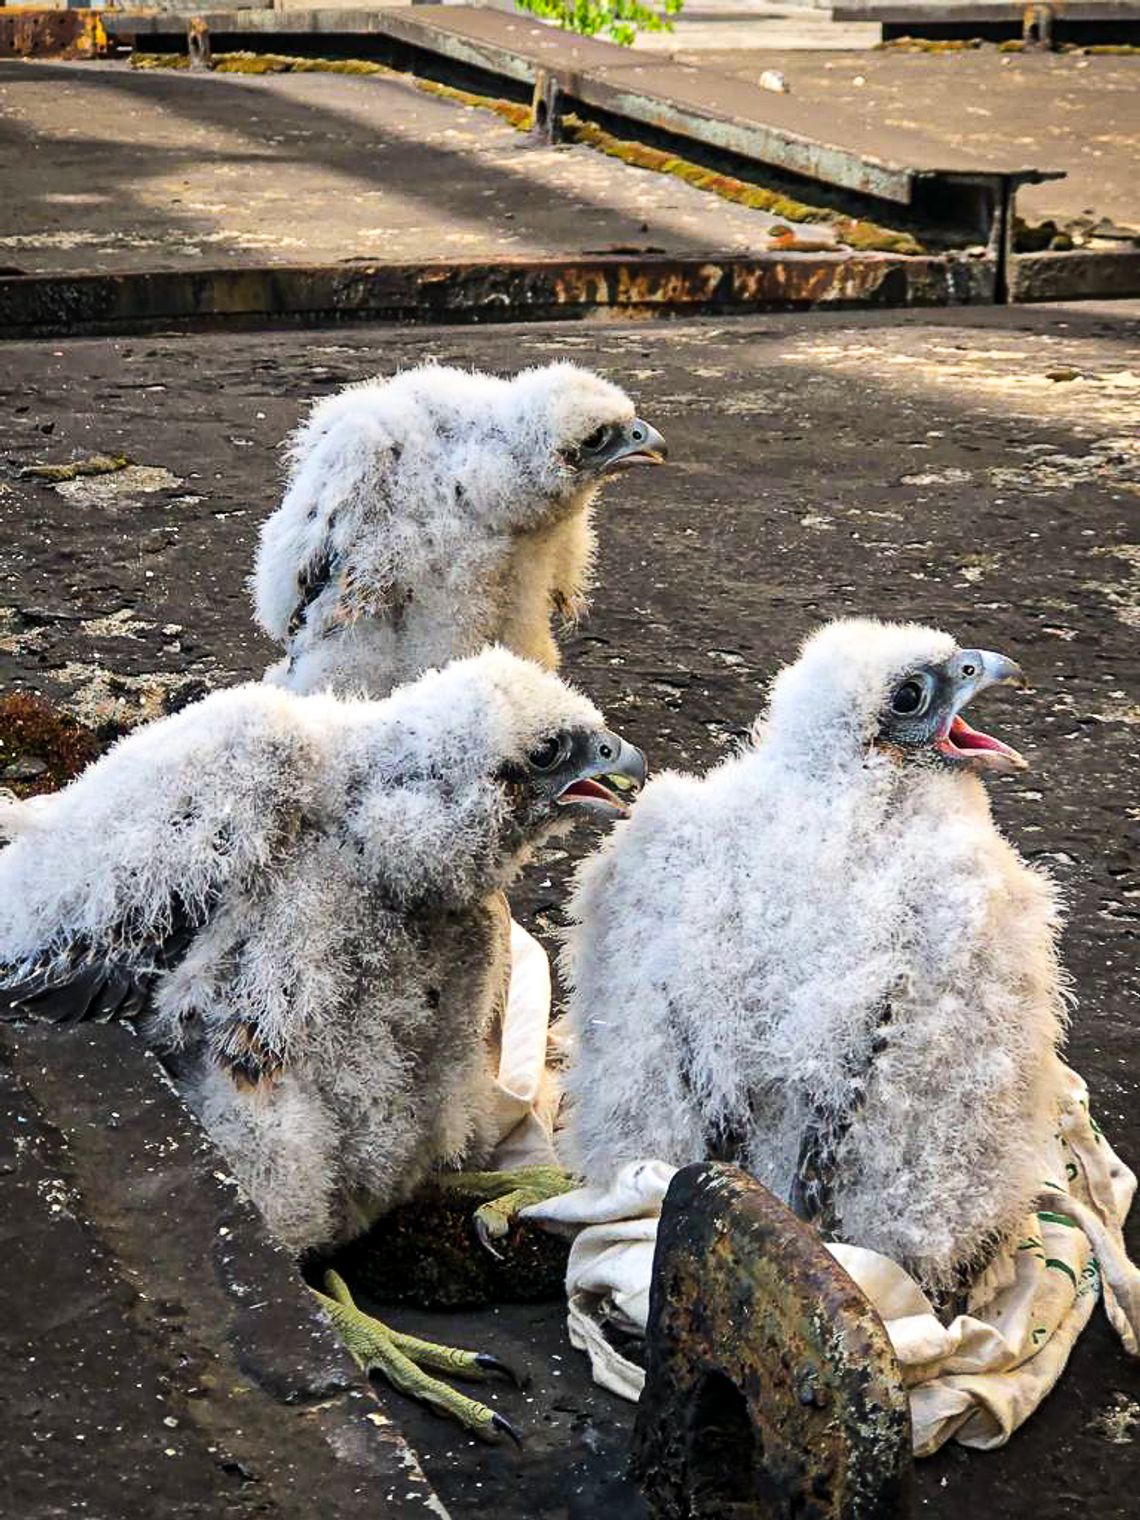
[0,253,997,338]
[187,14,212,71]
[0,7,107,60]
[1022,2,1056,45]
[531,69,565,146]
[631,1163,913,1520]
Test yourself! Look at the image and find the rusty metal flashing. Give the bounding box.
[0,254,996,338]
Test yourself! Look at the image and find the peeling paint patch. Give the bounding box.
[55,465,184,508]
[991,437,1140,493]
[900,467,973,487]
[79,608,154,641]
[1090,1393,1140,1443]
[782,339,1140,434]
[1090,544,1140,629]
[0,607,51,657]
[50,661,217,730]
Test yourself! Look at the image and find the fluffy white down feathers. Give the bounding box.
[253,361,637,695]
[563,619,1069,1292]
[0,649,605,1252]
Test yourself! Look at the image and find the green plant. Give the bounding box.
[515,0,683,47]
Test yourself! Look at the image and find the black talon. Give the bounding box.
[491,1411,524,1448]
[475,1353,526,1390]
[474,1215,505,1260]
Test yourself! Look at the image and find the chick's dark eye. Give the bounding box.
[578,425,608,453]
[892,680,927,716]
[528,737,564,771]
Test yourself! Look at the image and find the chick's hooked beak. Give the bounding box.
[556,730,648,818]
[933,649,1029,774]
[600,418,668,473]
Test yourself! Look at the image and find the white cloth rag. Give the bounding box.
[484,920,562,1170]
[525,1065,1140,1456]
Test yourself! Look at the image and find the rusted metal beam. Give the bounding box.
[187,14,213,71]
[1021,1,1055,46]
[0,7,108,60]
[632,1163,913,1520]
[0,254,997,338]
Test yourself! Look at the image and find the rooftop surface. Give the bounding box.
[1,302,1138,1517]
[672,43,1140,229]
[0,56,838,278]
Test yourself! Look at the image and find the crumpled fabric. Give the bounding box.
[525,1064,1140,1456]
[485,920,562,1170]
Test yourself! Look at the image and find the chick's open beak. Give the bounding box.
[601,418,668,473]
[556,732,647,818]
[933,650,1029,774]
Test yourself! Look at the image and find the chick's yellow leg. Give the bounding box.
[312,1270,521,1443]
[435,1164,577,1256]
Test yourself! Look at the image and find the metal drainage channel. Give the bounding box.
[101,6,1059,271]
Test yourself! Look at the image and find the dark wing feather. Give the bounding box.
[286,544,339,638]
[789,1117,843,1234]
[0,893,206,1028]
[788,998,895,1236]
[2,957,142,1025]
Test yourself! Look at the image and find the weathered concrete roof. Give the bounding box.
[1,1022,448,1518]
[105,5,1062,194]
[1,305,1138,1517]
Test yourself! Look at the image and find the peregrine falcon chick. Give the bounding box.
[250,361,665,1269]
[564,618,1069,1296]
[252,361,666,696]
[0,649,645,1258]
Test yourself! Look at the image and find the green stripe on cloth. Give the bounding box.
[1044,1257,1079,1290]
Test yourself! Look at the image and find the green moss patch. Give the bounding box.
[412,75,533,129]
[563,115,924,254]
[878,36,983,51]
[20,453,130,483]
[131,52,189,70]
